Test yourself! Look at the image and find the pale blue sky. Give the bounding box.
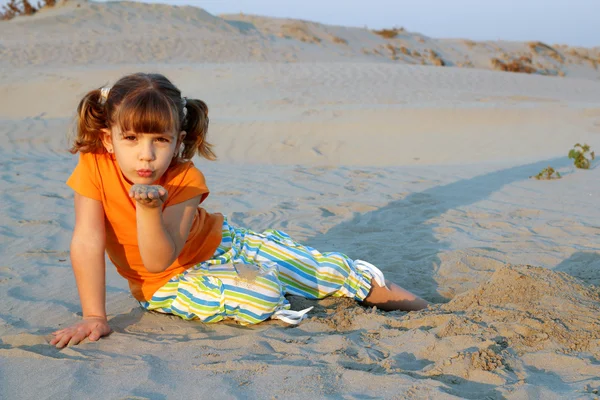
[5,0,599,47]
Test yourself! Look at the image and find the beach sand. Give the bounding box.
[1,1,600,399]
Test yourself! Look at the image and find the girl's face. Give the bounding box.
[102,127,186,185]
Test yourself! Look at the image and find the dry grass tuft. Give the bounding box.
[1,0,56,20]
[428,50,445,66]
[457,60,474,68]
[281,22,321,44]
[462,39,477,49]
[385,44,398,60]
[519,55,533,64]
[528,41,565,63]
[331,36,348,45]
[490,57,537,74]
[373,27,405,39]
[567,48,599,70]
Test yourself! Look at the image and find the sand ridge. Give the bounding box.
[1,0,600,80]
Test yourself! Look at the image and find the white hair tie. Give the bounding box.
[182,97,188,116]
[99,86,111,105]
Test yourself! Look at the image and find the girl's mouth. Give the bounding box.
[137,170,153,177]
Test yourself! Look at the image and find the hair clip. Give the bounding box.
[99,86,112,105]
[182,97,188,116]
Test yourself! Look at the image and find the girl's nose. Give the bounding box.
[139,143,155,161]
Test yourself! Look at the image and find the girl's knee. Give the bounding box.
[225,263,287,324]
[158,263,288,325]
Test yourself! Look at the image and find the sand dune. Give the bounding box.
[2,0,599,80]
[1,1,600,399]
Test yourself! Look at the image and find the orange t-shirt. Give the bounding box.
[66,152,224,301]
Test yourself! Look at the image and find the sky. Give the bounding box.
[4,0,599,47]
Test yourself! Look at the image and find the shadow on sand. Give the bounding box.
[304,156,571,302]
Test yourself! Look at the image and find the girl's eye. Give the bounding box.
[156,138,170,143]
[124,136,137,141]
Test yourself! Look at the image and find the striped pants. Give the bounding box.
[141,218,375,325]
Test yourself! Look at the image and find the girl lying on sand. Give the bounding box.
[51,73,429,348]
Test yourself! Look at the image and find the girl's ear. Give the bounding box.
[173,131,187,160]
[176,130,186,148]
[100,128,114,153]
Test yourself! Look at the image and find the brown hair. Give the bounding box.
[69,72,216,162]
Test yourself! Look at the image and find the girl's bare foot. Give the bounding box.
[362,279,429,311]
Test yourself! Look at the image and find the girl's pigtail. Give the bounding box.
[69,89,108,154]
[181,98,216,161]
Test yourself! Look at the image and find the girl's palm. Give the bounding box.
[129,184,168,208]
[50,317,112,348]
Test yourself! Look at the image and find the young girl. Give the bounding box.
[51,73,428,349]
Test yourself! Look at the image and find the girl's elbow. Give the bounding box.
[143,262,169,274]
[143,257,176,274]
[142,249,179,274]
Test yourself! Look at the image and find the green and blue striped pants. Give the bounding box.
[141,217,375,325]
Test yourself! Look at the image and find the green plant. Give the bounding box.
[568,143,595,169]
[532,166,561,180]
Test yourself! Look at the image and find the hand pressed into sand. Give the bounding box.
[50,316,112,348]
[129,184,168,208]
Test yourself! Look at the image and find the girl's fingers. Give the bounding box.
[51,330,70,346]
[68,331,87,347]
[51,326,107,347]
[56,334,73,348]
[129,185,166,204]
[50,334,61,345]
[89,328,102,341]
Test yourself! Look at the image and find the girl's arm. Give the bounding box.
[51,194,111,348]
[132,186,201,273]
[70,194,107,318]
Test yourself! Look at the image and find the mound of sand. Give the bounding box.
[443,265,600,354]
[288,264,600,397]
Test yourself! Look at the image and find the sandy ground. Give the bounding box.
[1,1,600,399]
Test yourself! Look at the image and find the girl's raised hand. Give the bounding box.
[129,184,168,208]
[50,316,112,348]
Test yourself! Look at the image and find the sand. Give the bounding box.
[1,1,600,399]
